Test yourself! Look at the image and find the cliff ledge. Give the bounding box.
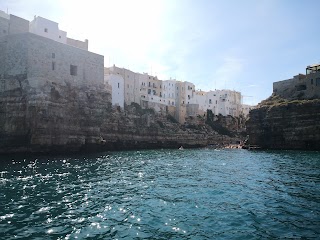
[0,79,242,154]
[246,95,320,150]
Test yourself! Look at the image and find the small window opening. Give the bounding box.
[44,28,48,33]
[70,65,77,76]
[52,62,55,70]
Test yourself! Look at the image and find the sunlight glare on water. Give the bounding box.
[0,149,319,239]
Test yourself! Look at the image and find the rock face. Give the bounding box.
[246,99,320,150]
[0,79,239,154]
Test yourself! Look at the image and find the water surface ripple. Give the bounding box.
[0,149,319,239]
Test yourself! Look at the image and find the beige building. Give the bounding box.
[105,65,140,105]
[273,64,320,100]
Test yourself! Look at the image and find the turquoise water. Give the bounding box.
[0,149,319,239]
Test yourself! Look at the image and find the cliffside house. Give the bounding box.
[273,64,320,100]
[0,11,104,89]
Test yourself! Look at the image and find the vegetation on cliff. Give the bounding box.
[258,94,320,108]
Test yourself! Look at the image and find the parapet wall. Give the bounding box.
[67,37,88,50]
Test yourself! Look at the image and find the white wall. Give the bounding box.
[29,16,67,44]
[162,80,176,106]
[104,74,124,108]
[184,82,195,105]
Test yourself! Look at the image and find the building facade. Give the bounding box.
[0,12,104,89]
[0,10,29,38]
[104,72,124,108]
[273,64,320,100]
[104,64,250,123]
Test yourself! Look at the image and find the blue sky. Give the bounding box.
[1,0,319,104]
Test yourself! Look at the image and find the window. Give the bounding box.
[52,53,55,58]
[311,79,313,85]
[297,84,306,91]
[148,89,151,94]
[188,95,191,100]
[209,99,212,104]
[44,28,48,33]
[70,65,77,76]
[59,35,61,39]
[153,90,156,95]
[118,83,120,88]
[172,101,174,105]
[52,62,55,70]
[316,78,320,86]
[148,82,151,87]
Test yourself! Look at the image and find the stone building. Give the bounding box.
[0,11,104,89]
[0,10,29,38]
[273,64,320,100]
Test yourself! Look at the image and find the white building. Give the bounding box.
[29,16,88,50]
[162,80,176,106]
[241,104,253,117]
[29,16,67,44]
[104,73,124,108]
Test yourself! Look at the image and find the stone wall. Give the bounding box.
[67,37,88,50]
[273,73,320,100]
[0,33,104,88]
[0,13,29,38]
[8,14,29,35]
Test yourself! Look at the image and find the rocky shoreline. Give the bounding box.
[0,79,243,154]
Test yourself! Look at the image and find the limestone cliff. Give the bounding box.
[246,96,320,150]
[0,79,240,154]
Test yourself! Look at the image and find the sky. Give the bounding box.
[1,0,319,105]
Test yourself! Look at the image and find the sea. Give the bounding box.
[0,149,319,239]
